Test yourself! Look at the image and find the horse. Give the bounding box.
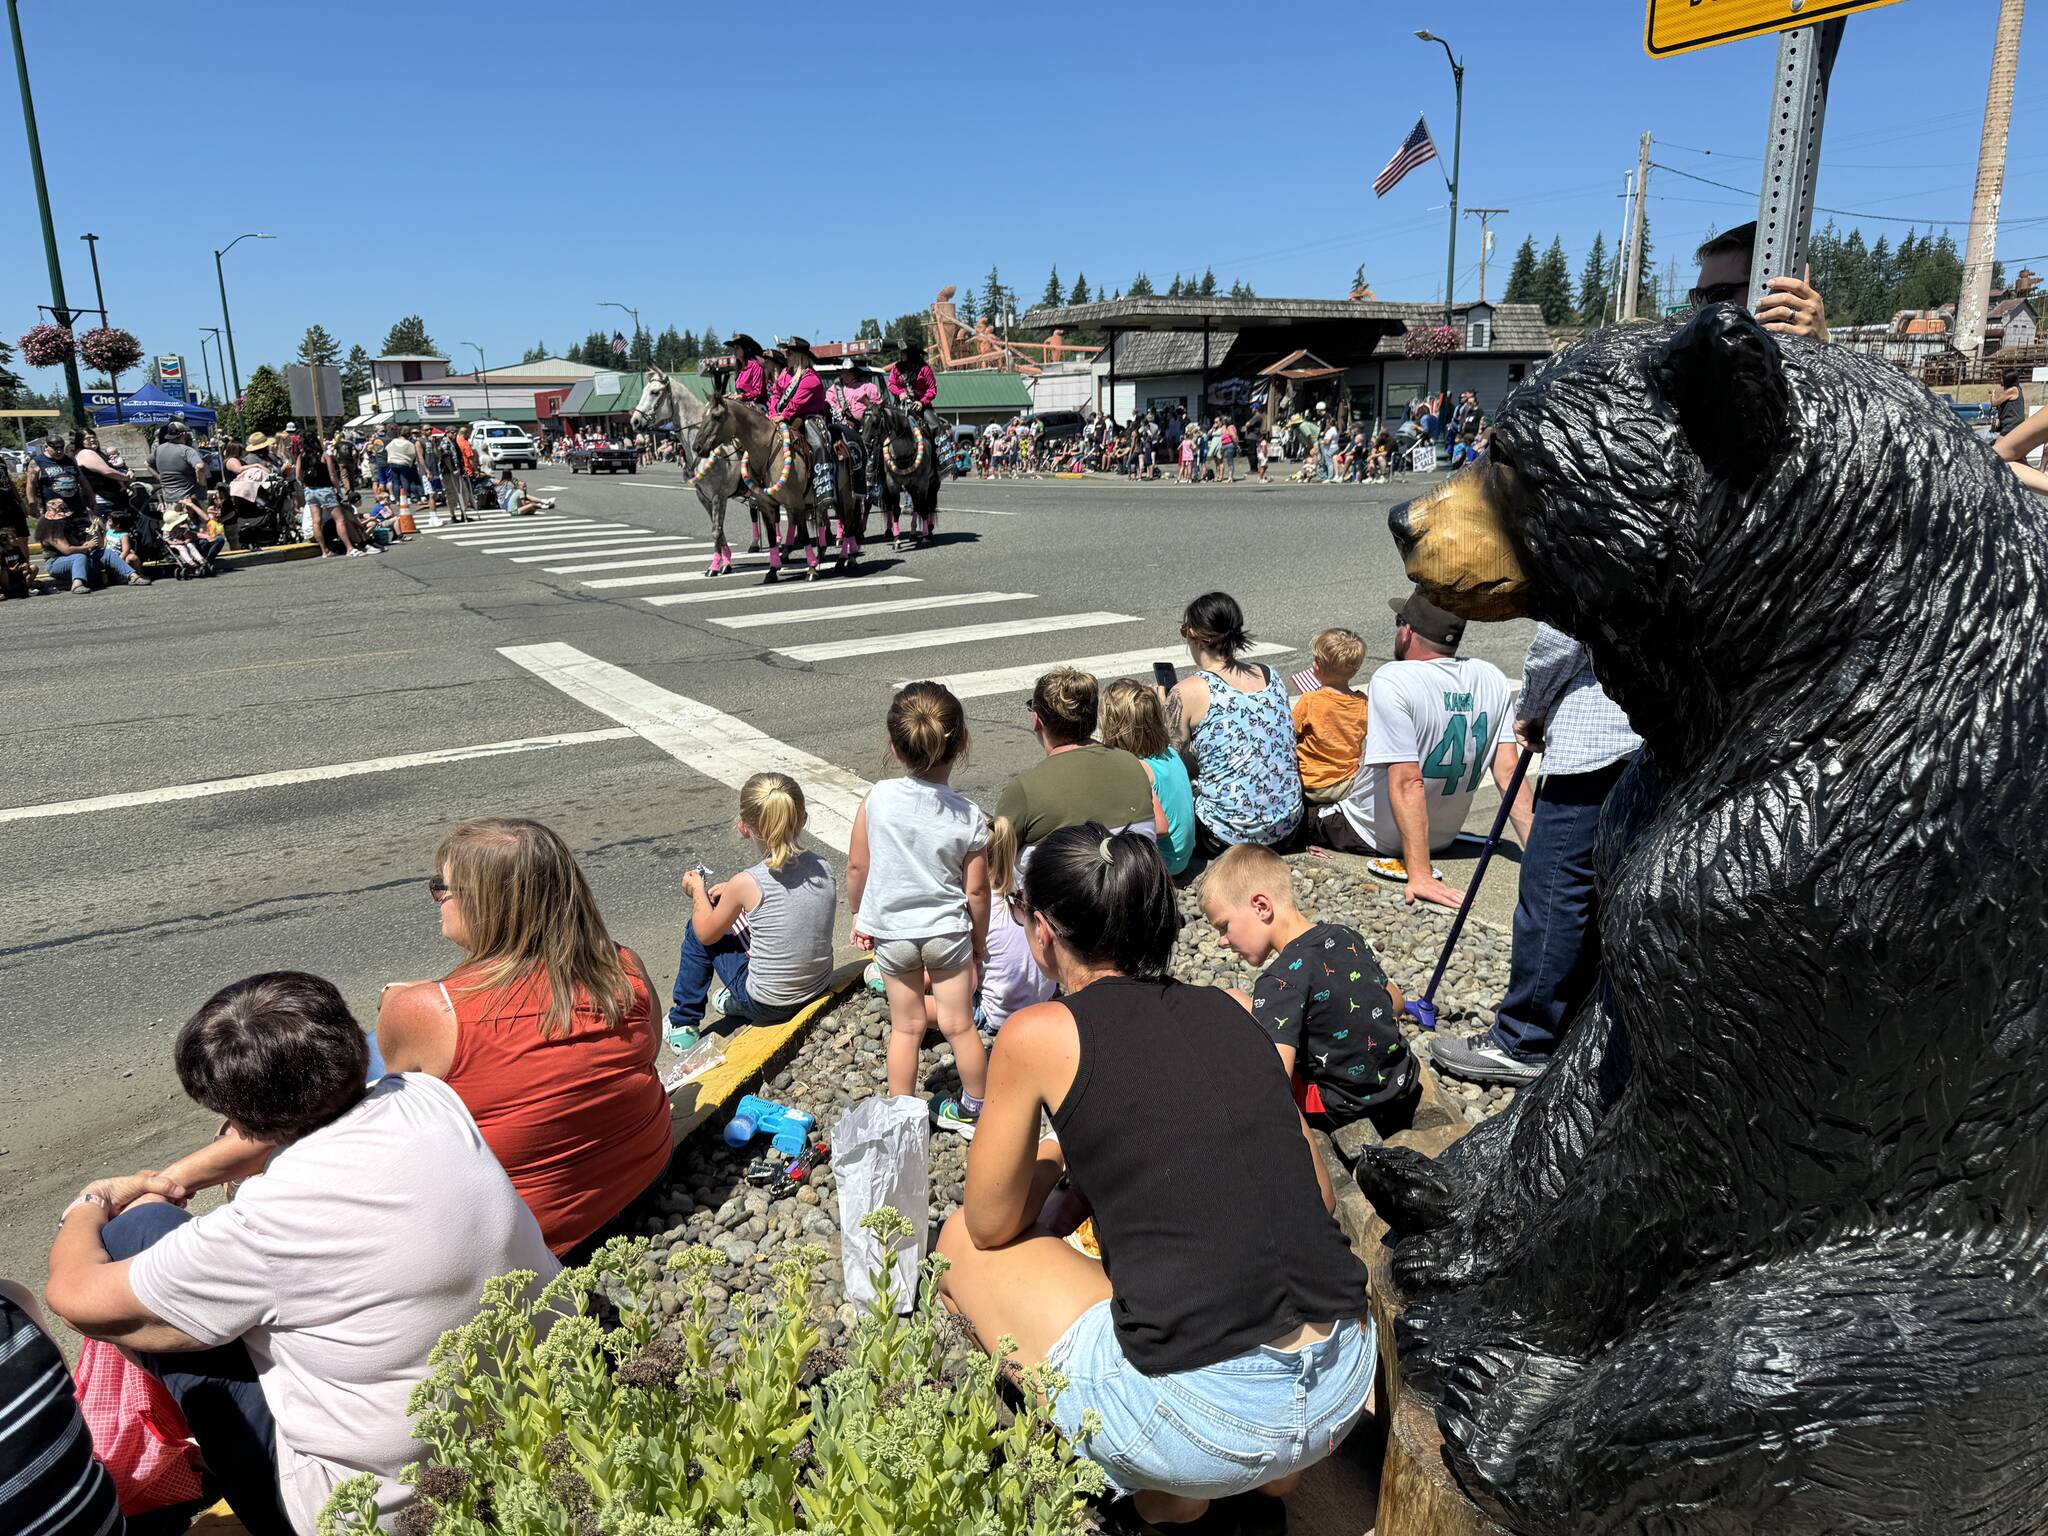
[631,364,763,576]
[692,388,830,582]
[864,395,942,545]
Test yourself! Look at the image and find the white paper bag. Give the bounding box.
[833,1095,930,1313]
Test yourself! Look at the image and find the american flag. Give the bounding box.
[1374,117,1438,198]
[612,331,627,356]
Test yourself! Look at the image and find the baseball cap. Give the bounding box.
[1389,586,1465,649]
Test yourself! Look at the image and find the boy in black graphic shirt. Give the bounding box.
[1201,844,1419,1137]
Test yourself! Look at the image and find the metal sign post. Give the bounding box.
[1747,17,1847,312]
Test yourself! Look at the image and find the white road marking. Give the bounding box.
[0,729,638,825]
[429,519,590,537]
[934,641,1296,699]
[477,532,665,554]
[434,520,609,541]
[500,643,870,851]
[715,590,1032,630]
[516,542,707,565]
[552,552,726,575]
[642,575,920,606]
[780,612,1138,663]
[935,506,1021,516]
[585,561,774,585]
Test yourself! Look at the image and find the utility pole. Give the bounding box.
[1954,0,2025,360]
[1465,208,1507,302]
[1416,29,1464,408]
[1611,169,1635,323]
[198,334,216,403]
[9,0,85,424]
[79,232,121,420]
[1621,131,1652,321]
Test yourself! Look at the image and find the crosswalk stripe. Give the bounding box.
[641,575,921,605]
[780,612,1139,663]
[933,641,1296,699]
[514,541,706,564]
[587,561,775,587]
[714,590,1031,630]
[546,552,723,574]
[434,519,609,540]
[429,517,589,536]
[500,642,870,851]
[472,531,658,552]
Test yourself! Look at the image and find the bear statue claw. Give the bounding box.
[1352,1144,1463,1234]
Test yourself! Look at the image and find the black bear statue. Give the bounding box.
[1362,304,2048,1535]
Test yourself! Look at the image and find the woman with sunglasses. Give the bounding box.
[937,824,1371,1531]
[374,818,672,1263]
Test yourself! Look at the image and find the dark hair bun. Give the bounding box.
[1021,823,1179,977]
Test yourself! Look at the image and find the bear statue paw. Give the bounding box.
[1352,1144,1464,1234]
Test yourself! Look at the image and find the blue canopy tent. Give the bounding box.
[91,384,217,428]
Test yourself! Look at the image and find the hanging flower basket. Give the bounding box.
[1402,324,1459,358]
[18,323,75,367]
[78,326,143,375]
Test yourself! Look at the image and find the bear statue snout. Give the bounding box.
[1388,464,1530,622]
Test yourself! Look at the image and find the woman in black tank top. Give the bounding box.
[937,824,1373,1528]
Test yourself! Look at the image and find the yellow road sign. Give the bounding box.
[1646,0,1905,58]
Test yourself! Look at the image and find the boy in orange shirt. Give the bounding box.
[1293,627,1369,802]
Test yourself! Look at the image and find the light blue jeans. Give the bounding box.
[1047,1303,1374,1498]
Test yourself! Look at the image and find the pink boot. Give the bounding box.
[805,544,820,581]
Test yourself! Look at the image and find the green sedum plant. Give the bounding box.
[319,1208,1106,1536]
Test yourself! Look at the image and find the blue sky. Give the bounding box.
[4,0,2043,394]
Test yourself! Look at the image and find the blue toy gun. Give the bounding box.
[723,1094,814,1157]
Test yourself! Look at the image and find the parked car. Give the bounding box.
[1016,408,1089,443]
[470,421,539,470]
[567,441,637,474]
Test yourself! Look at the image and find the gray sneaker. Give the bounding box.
[1431,1033,1546,1086]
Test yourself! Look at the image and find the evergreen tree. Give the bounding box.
[340,345,372,413]
[519,341,549,364]
[1041,266,1063,308]
[653,327,687,370]
[240,365,293,435]
[1576,233,1611,323]
[1837,229,1871,326]
[0,337,26,411]
[1501,237,1540,305]
[294,324,340,368]
[1228,279,1250,300]
[1535,237,1574,324]
[856,318,883,341]
[1166,274,1185,298]
[1864,234,1894,325]
[1352,263,1368,294]
[959,290,980,327]
[1632,219,1657,316]
[1199,268,1217,297]
[1068,273,1091,306]
[379,315,439,356]
[980,266,1011,325]
[628,326,654,370]
[1128,272,1155,297]
[704,325,723,355]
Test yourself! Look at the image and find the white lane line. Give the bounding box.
[715,590,1031,630]
[552,552,726,575]
[938,506,1021,516]
[500,643,869,851]
[0,729,638,825]
[935,641,1296,700]
[781,612,1139,663]
[642,575,921,606]
[515,541,706,565]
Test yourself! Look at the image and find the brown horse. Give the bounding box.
[692,390,820,582]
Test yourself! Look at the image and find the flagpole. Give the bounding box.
[1417,30,1463,417]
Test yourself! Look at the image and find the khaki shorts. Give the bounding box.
[872,932,974,979]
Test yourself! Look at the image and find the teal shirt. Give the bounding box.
[1144,749,1196,876]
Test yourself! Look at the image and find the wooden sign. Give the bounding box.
[1646,0,1903,57]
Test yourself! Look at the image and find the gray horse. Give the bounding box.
[631,364,762,576]
[864,395,942,545]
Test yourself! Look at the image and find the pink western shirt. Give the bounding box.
[887,364,938,409]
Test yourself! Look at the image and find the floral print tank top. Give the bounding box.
[1190,665,1303,846]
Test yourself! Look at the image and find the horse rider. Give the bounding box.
[829,359,883,510]
[886,339,948,447]
[726,334,772,414]
[767,336,835,507]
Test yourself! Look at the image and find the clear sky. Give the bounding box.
[3,0,2042,394]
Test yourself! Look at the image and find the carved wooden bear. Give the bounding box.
[1360,306,2048,1534]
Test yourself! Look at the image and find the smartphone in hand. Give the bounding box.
[1152,661,1177,690]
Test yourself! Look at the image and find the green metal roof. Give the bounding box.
[565,372,647,417]
[934,371,1031,409]
[386,404,539,424]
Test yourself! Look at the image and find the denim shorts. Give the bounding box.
[1047,1302,1374,1499]
[306,487,340,511]
[872,931,973,979]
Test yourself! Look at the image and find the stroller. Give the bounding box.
[223,472,295,549]
[107,482,172,568]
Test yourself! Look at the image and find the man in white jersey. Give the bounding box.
[1300,588,1532,910]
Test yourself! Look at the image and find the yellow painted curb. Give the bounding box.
[190,1501,249,1533]
[667,960,867,1145]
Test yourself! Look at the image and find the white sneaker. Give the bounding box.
[346,548,368,558]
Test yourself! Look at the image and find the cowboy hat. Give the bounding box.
[246,431,274,451]
[898,338,927,357]
[782,336,815,354]
[725,333,762,353]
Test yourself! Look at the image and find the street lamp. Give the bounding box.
[1416,29,1464,413]
[9,0,86,423]
[79,232,120,419]
[212,231,272,400]
[598,300,641,363]
[461,342,493,418]
[198,331,218,403]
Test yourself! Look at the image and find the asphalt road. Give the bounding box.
[0,462,1534,1301]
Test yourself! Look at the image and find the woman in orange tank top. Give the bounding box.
[377,818,672,1259]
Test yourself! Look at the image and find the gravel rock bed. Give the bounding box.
[640,855,1518,1358]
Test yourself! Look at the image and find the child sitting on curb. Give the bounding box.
[667,772,838,1053]
[1099,678,1195,877]
[1201,844,1419,1139]
[1292,627,1370,804]
[847,682,991,1135]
